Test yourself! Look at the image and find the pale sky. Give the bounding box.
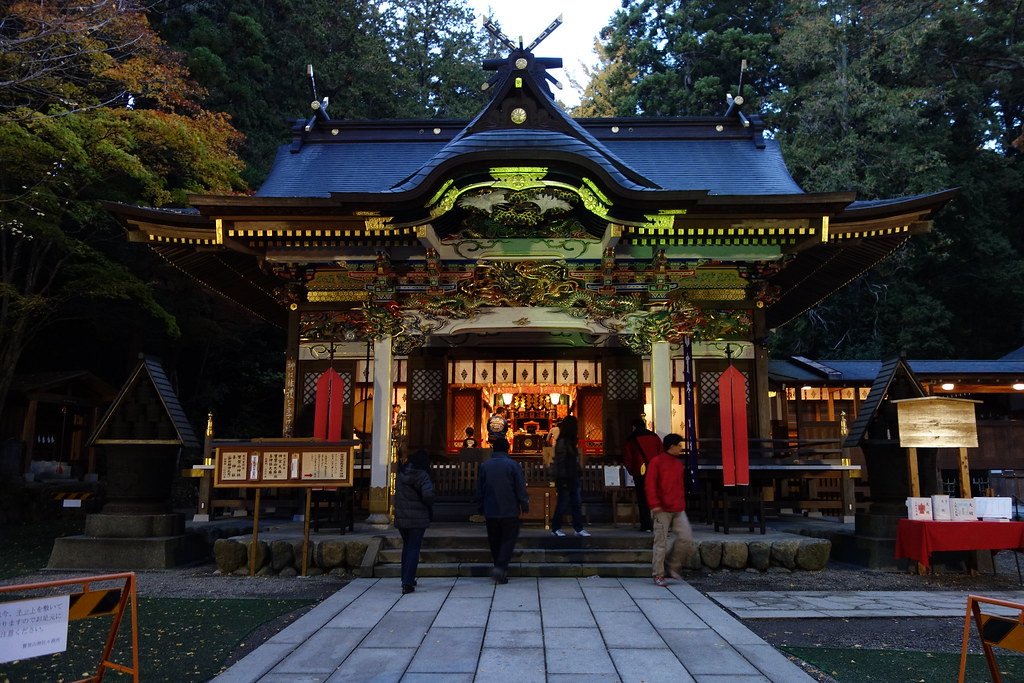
[465,0,624,106]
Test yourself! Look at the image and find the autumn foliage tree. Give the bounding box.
[0,0,246,418]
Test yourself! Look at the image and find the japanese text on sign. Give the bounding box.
[0,595,70,664]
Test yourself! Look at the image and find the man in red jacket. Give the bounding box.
[623,417,660,531]
[645,432,693,586]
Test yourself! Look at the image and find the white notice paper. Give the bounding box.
[0,595,70,663]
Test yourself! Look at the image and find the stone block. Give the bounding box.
[721,541,748,569]
[316,540,347,569]
[699,541,722,569]
[747,541,771,571]
[214,538,247,574]
[795,540,831,570]
[271,540,295,572]
[346,540,368,568]
[770,539,800,569]
[85,513,184,538]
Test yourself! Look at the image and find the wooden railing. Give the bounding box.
[430,461,611,497]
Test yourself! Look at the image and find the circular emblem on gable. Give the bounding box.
[510,108,527,125]
[515,58,528,70]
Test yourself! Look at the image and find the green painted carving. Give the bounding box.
[488,167,548,189]
[361,302,405,339]
[453,238,505,259]
[700,309,753,340]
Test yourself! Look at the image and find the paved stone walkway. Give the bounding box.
[213,576,814,682]
[709,589,1024,619]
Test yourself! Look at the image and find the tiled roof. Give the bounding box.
[769,358,1024,382]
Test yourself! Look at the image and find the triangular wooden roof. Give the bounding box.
[842,356,926,449]
[88,356,200,448]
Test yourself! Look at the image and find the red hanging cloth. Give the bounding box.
[313,368,345,441]
[718,365,749,486]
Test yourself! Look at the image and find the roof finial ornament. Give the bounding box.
[723,59,749,127]
[479,15,564,97]
[304,63,330,132]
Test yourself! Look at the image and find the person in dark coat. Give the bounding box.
[475,437,529,584]
[393,450,434,594]
[549,415,590,537]
[623,417,660,531]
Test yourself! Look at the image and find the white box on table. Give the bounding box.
[906,497,933,520]
[950,498,977,521]
[974,497,1013,520]
[930,494,951,521]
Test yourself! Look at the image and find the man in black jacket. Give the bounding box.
[475,437,529,584]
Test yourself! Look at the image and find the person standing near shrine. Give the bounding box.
[549,415,590,537]
[645,433,693,586]
[623,417,660,532]
[487,405,509,444]
[393,450,434,594]
[475,437,529,584]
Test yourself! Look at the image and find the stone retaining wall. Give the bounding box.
[213,538,369,576]
[213,536,831,575]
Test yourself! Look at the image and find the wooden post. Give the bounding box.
[302,488,312,577]
[958,446,972,498]
[907,447,921,498]
[840,470,856,523]
[249,489,262,576]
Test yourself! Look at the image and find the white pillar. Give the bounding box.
[651,340,672,437]
[366,336,394,526]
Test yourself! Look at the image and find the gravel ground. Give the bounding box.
[7,554,1021,680]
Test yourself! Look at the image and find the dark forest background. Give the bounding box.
[1,0,1021,437]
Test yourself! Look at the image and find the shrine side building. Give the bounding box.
[107,44,955,521]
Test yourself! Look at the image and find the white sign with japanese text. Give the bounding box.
[0,595,70,663]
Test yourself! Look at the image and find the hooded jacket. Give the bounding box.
[394,454,435,529]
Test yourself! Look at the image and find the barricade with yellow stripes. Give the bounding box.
[0,572,138,682]
[959,594,1024,682]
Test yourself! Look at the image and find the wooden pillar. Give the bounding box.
[282,306,300,438]
[752,307,771,440]
[651,340,672,437]
[366,335,394,526]
[958,446,972,498]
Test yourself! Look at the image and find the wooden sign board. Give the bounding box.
[892,396,981,448]
[213,441,356,488]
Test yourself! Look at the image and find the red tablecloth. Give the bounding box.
[895,519,1024,569]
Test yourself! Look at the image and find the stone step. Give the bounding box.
[373,562,651,579]
[380,535,653,551]
[372,534,833,575]
[377,547,653,564]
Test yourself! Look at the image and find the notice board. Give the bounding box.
[213,440,356,488]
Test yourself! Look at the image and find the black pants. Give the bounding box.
[634,474,652,531]
[485,516,520,569]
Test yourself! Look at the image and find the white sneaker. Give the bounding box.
[577,529,591,537]
[552,529,566,537]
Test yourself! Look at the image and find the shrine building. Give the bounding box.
[106,31,955,522]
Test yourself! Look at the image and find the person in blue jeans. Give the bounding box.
[549,415,591,537]
[393,450,434,594]
[475,437,529,583]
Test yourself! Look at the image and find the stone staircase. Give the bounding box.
[373,532,654,578]
[369,524,834,578]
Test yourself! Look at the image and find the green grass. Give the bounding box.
[784,646,1024,682]
[0,597,312,681]
[0,518,84,579]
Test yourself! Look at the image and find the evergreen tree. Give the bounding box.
[592,0,786,116]
[155,0,491,185]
